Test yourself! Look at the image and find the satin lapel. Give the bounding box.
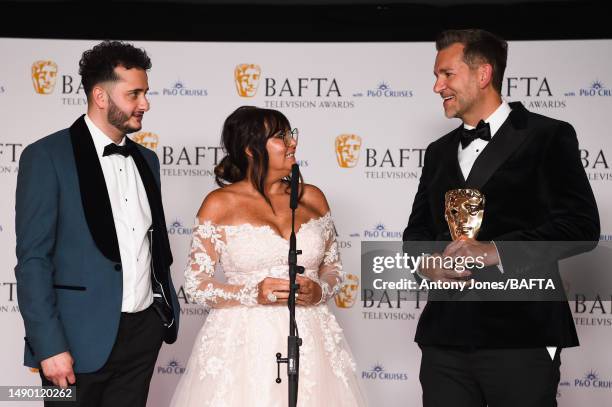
[465,102,529,189]
[442,126,467,187]
[127,138,173,268]
[69,115,121,263]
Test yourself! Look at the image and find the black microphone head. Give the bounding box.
[290,164,299,209]
[291,163,299,179]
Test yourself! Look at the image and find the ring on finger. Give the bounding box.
[267,292,277,303]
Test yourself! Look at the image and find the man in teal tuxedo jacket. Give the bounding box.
[15,41,179,407]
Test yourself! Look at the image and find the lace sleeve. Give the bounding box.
[316,214,345,304]
[184,220,258,309]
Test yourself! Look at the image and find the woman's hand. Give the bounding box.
[257,277,289,305]
[256,276,322,306]
[295,275,323,306]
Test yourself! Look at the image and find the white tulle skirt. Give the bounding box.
[170,304,367,407]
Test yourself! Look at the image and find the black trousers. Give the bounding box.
[420,345,561,407]
[42,306,164,407]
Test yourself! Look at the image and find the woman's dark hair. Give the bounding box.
[79,40,151,97]
[215,106,303,207]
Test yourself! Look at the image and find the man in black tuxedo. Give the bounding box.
[403,29,599,406]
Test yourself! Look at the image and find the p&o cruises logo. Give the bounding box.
[353,81,414,99]
[560,370,612,390]
[362,364,408,381]
[157,359,186,375]
[167,219,192,236]
[566,80,612,98]
[363,223,402,240]
[162,80,208,97]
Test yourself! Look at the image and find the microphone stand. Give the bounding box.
[275,164,304,407]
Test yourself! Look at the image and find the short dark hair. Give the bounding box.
[436,29,508,94]
[79,40,151,96]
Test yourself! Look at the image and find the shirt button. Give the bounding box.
[114,264,122,271]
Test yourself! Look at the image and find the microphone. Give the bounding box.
[290,164,299,210]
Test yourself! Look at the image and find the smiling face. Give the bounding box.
[101,66,150,134]
[433,43,482,122]
[445,189,485,240]
[266,126,297,175]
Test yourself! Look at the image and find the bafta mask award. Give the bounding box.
[445,189,485,241]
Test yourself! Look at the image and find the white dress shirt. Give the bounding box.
[84,114,154,313]
[458,101,512,179]
[460,102,511,277]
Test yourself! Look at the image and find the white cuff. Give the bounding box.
[491,241,504,274]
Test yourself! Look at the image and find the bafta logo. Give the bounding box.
[234,64,261,97]
[335,134,362,168]
[131,132,159,150]
[31,60,58,94]
[445,189,485,241]
[335,274,360,308]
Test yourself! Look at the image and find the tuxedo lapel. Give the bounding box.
[442,126,467,187]
[69,115,121,263]
[465,102,529,189]
[127,138,173,270]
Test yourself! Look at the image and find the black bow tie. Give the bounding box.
[103,142,135,158]
[460,120,491,149]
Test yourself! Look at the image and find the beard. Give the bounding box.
[107,96,141,134]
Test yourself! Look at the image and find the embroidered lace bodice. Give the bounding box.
[184,212,344,309]
[171,211,366,406]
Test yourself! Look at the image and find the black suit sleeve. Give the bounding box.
[494,121,600,271]
[403,144,436,242]
[403,145,443,283]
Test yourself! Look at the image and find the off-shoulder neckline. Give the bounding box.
[195,211,332,242]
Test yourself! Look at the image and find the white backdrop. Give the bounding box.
[0,38,611,406]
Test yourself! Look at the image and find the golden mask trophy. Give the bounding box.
[444,189,485,241]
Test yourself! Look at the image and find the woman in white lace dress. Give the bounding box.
[170,106,366,407]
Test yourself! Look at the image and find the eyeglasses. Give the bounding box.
[274,128,299,147]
